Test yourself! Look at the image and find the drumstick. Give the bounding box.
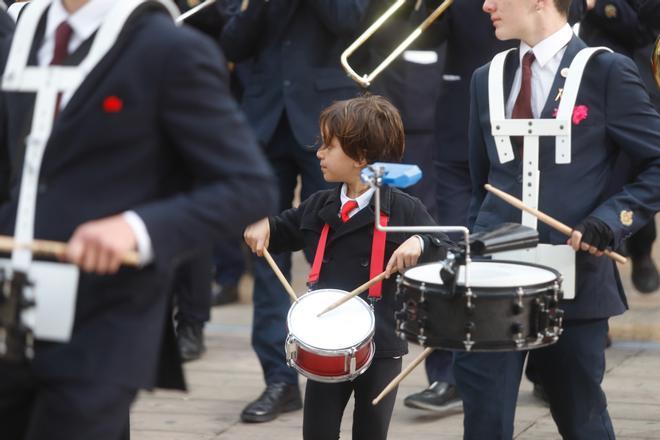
[0,234,140,266]
[262,248,298,302]
[372,347,434,406]
[316,270,390,317]
[484,184,627,264]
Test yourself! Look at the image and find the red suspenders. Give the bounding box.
[307,211,389,299]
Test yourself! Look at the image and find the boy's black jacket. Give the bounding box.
[269,185,452,358]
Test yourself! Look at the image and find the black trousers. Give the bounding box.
[303,357,402,440]
[0,361,135,440]
[175,247,213,325]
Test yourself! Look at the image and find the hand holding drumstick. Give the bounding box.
[484,184,627,264]
[244,218,298,302]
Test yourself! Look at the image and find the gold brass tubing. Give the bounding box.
[652,35,660,90]
[340,0,453,88]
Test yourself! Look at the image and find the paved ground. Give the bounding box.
[131,219,660,439]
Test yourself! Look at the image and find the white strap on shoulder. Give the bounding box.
[488,48,516,164]
[553,46,611,163]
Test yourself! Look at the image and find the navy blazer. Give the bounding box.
[220,0,370,148]
[0,9,276,389]
[468,35,660,320]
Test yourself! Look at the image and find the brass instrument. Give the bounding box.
[341,0,453,88]
[653,35,660,89]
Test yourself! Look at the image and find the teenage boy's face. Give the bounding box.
[316,136,362,183]
[482,0,537,41]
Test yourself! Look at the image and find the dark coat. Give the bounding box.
[0,7,276,390]
[268,186,451,357]
[219,0,370,148]
[468,35,660,320]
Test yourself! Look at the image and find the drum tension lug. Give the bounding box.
[345,347,357,375]
[285,336,297,366]
[463,332,475,351]
[515,287,524,311]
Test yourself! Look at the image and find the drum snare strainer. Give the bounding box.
[286,289,375,383]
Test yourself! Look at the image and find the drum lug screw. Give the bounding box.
[515,287,524,311]
[417,334,427,345]
[463,332,475,351]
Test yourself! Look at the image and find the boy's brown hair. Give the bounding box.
[319,95,405,163]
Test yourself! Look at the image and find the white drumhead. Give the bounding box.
[288,289,375,350]
[404,261,557,288]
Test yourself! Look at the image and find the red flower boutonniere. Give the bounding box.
[551,104,589,125]
[103,96,124,113]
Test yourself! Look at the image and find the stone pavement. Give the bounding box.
[131,220,660,439]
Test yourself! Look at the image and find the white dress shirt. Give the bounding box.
[38,0,153,265]
[506,24,574,118]
[339,183,424,251]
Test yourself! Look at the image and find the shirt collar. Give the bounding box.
[519,23,573,68]
[340,183,375,211]
[46,0,115,45]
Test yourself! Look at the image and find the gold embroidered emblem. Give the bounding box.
[620,210,633,226]
[604,4,617,18]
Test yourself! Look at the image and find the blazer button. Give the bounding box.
[360,259,369,267]
[283,80,291,87]
[283,40,292,46]
[322,257,331,264]
[37,183,48,194]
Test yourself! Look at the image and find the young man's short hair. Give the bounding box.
[319,94,405,163]
[554,0,571,16]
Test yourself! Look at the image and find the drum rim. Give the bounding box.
[287,288,376,350]
[400,260,561,294]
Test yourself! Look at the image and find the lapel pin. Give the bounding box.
[103,96,123,113]
[554,88,563,102]
[560,67,569,78]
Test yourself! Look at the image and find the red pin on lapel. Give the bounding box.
[103,95,123,113]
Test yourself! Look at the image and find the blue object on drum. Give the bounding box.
[360,162,422,188]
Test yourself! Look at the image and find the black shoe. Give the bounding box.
[631,255,660,294]
[240,383,302,423]
[176,321,206,362]
[211,281,239,306]
[403,382,463,415]
[532,382,550,406]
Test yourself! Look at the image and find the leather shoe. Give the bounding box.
[241,383,302,423]
[632,254,659,294]
[176,321,206,362]
[403,382,462,415]
[211,281,239,306]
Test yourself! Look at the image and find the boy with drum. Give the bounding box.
[244,94,451,440]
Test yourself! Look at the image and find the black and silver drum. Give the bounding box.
[395,260,564,352]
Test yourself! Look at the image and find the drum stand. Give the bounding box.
[362,165,477,351]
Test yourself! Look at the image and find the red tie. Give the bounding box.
[50,21,73,66]
[512,51,535,155]
[50,21,73,117]
[340,200,358,222]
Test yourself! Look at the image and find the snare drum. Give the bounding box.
[396,260,563,352]
[286,289,375,382]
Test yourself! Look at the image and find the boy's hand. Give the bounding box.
[385,236,422,278]
[244,218,270,256]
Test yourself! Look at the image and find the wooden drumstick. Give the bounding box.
[484,184,627,264]
[316,270,390,317]
[0,234,140,266]
[372,347,434,406]
[262,248,298,302]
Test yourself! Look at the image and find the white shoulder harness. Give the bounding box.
[487,46,612,165]
[486,45,611,230]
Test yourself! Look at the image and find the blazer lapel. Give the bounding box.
[539,35,586,118]
[503,48,519,105]
[330,186,393,242]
